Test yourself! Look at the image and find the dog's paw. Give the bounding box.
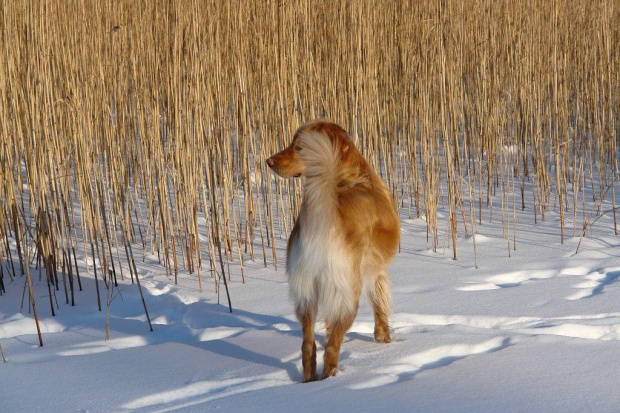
[374,329,392,343]
[301,373,317,383]
[321,365,339,380]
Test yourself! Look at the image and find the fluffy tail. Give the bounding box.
[298,131,340,180]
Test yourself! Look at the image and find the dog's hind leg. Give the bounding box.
[370,270,392,343]
[296,303,318,382]
[322,308,357,379]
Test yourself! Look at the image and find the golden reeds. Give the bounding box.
[0,1,619,337]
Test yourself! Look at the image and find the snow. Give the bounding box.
[2,193,620,412]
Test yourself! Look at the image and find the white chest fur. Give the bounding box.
[286,181,357,323]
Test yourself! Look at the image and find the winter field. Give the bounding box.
[2,177,620,412]
[2,1,620,412]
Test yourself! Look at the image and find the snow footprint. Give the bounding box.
[122,370,291,410]
[349,336,510,389]
[518,322,620,341]
[458,270,557,291]
[566,270,620,300]
[147,281,171,296]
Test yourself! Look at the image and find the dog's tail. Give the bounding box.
[297,130,341,180]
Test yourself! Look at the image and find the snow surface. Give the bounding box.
[2,195,620,412]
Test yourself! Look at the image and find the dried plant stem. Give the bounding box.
[0,1,618,324]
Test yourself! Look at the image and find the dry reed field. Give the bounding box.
[0,1,619,339]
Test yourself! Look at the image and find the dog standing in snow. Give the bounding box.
[266,120,400,382]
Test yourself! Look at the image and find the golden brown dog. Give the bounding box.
[266,120,400,382]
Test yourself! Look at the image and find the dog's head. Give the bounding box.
[266,120,351,178]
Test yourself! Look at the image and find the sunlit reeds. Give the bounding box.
[0,1,618,336]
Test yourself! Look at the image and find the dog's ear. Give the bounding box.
[334,126,351,154]
[321,122,350,150]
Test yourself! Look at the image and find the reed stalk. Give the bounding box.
[0,1,618,330]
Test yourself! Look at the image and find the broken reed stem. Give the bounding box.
[209,155,233,313]
[23,230,44,347]
[127,239,153,332]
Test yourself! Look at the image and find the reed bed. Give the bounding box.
[0,1,618,338]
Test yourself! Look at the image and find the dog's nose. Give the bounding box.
[266,157,274,167]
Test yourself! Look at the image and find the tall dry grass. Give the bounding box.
[0,1,619,337]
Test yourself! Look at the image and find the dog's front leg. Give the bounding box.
[297,304,317,382]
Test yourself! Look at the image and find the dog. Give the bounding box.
[266,120,400,382]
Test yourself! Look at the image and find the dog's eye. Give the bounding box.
[294,145,302,152]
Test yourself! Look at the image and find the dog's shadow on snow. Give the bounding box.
[109,283,304,382]
[11,265,391,401]
[17,270,304,383]
[345,332,376,343]
[97,274,388,384]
